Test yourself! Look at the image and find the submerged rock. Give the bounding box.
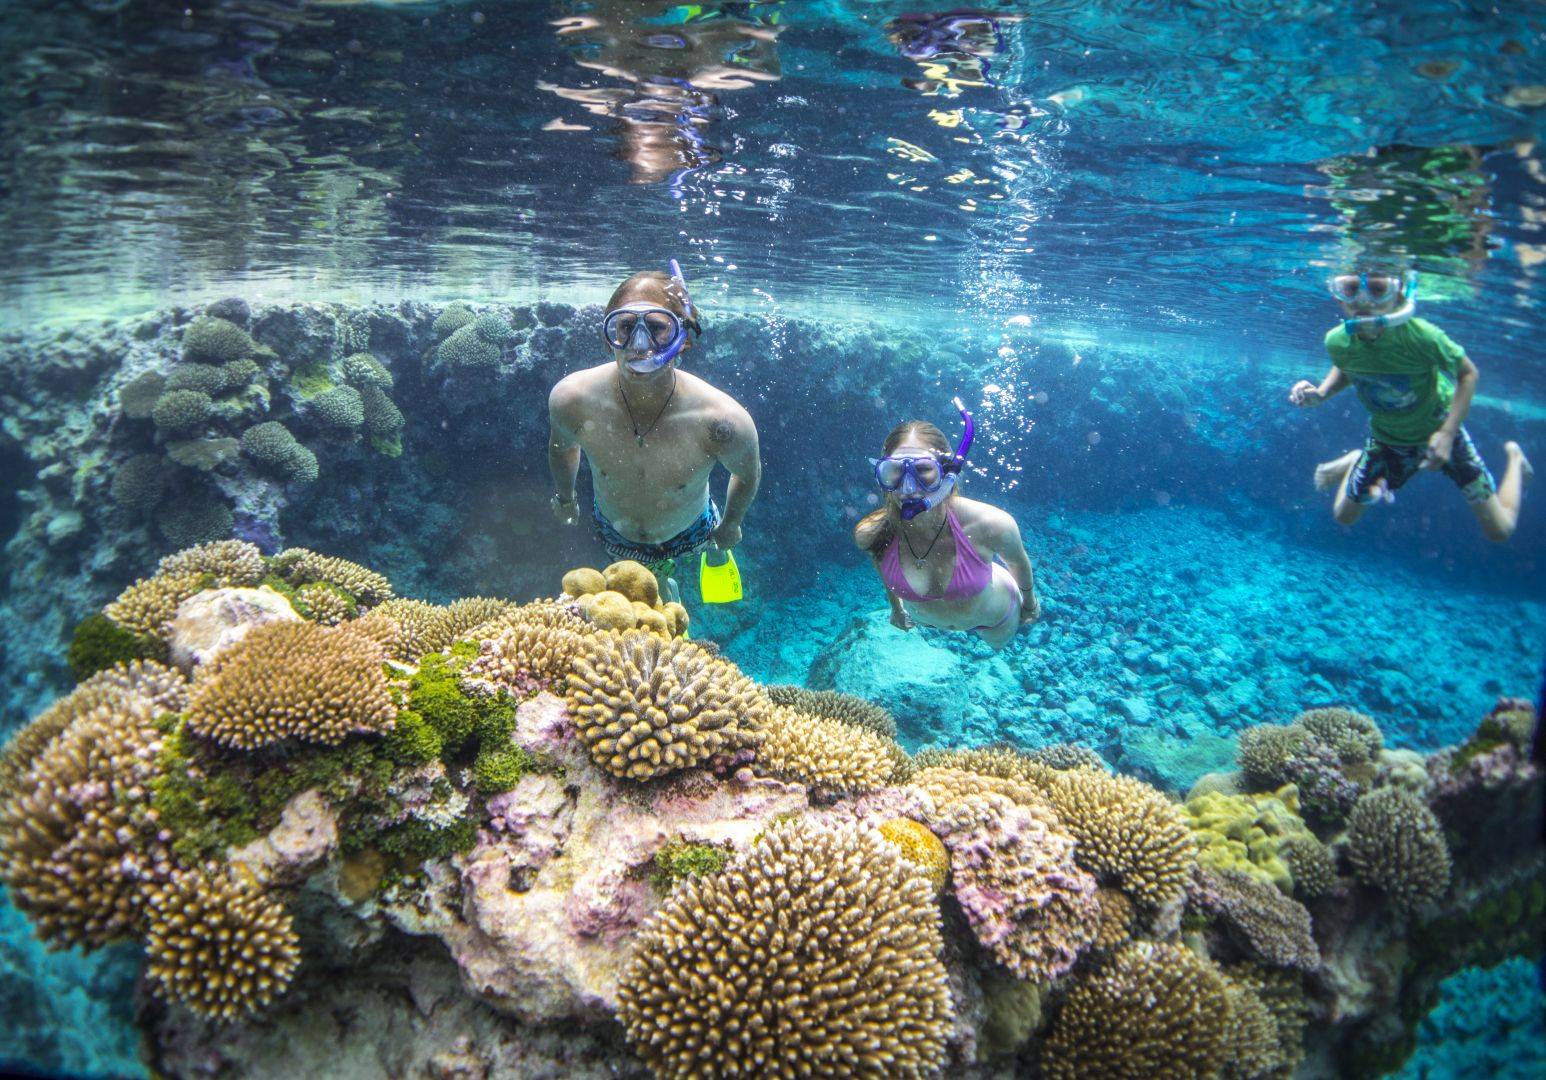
[166,585,299,674]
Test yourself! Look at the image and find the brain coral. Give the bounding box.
[1033,767,1197,909]
[564,631,764,780]
[0,682,170,947]
[144,865,300,1020]
[156,539,265,586]
[270,547,393,606]
[617,820,952,1079]
[765,685,897,739]
[753,705,897,796]
[104,570,209,646]
[241,421,319,484]
[183,620,396,750]
[182,314,258,362]
[928,789,1100,982]
[1042,941,1229,1080]
[877,818,950,894]
[1345,787,1452,912]
[603,560,659,606]
[1188,866,1322,971]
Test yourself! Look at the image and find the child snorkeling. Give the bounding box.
[1289,268,1530,541]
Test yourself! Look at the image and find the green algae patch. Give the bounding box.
[68,614,155,681]
[291,363,336,400]
[650,841,730,893]
[473,746,535,794]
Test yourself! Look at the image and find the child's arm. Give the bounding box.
[1422,357,1479,469]
[1289,366,1348,407]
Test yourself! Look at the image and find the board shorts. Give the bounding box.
[592,498,722,578]
[1346,426,1497,505]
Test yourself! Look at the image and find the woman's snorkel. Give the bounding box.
[898,396,975,521]
[1335,270,1418,337]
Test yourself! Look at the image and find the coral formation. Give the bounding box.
[617,820,952,1079]
[1345,786,1452,912]
[181,315,260,363]
[565,631,763,779]
[564,561,687,638]
[1184,785,1316,893]
[753,704,897,796]
[462,621,584,693]
[876,817,950,893]
[1189,866,1322,971]
[103,570,209,648]
[157,539,266,586]
[1235,707,1386,829]
[270,548,393,606]
[766,684,898,738]
[241,421,320,484]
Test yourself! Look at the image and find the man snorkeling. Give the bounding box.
[854,400,1039,650]
[548,261,760,601]
[1290,268,1531,541]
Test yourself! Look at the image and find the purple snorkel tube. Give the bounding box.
[899,396,975,521]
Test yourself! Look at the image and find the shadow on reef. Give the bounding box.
[0,540,1540,1078]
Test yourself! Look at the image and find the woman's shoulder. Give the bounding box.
[952,497,1019,544]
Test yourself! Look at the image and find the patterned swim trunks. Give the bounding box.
[1346,427,1497,505]
[591,499,722,577]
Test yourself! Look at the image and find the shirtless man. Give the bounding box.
[547,262,760,601]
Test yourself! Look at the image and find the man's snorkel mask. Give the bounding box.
[602,259,700,374]
[1330,269,1418,336]
[872,397,976,521]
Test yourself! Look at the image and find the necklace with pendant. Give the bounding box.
[901,514,948,569]
[618,371,677,446]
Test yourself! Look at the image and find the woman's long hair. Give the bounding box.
[854,419,955,556]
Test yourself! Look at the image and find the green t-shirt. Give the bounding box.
[1323,317,1466,445]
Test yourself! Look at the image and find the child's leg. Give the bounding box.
[1315,449,1361,493]
[1469,441,1532,542]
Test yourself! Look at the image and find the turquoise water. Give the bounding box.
[0,2,1543,1077]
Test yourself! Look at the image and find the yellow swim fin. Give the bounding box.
[699,548,743,604]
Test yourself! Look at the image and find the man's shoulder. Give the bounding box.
[550,364,612,407]
[679,371,755,426]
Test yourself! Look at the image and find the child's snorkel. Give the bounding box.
[1338,270,1418,336]
[899,396,975,521]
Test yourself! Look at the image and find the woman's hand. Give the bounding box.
[890,607,914,631]
[1019,592,1042,625]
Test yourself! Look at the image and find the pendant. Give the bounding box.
[636,435,646,447]
[914,558,927,569]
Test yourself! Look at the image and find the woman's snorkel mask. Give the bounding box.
[1330,269,1418,335]
[602,259,700,374]
[872,397,976,521]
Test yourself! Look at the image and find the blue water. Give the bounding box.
[0,1,1543,1076]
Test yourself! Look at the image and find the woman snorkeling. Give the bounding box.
[855,400,1040,649]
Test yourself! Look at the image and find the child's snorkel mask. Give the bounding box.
[872,397,976,521]
[602,258,700,374]
[1331,269,1418,336]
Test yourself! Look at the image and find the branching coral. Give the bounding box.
[877,818,949,894]
[1345,787,1452,913]
[912,744,1048,784]
[270,548,393,607]
[241,421,319,484]
[765,685,897,739]
[310,385,365,431]
[1280,833,1338,899]
[1225,963,1309,1079]
[181,314,259,362]
[157,491,233,548]
[1236,709,1385,829]
[110,452,168,511]
[928,789,1099,981]
[1294,708,1382,763]
[1221,976,1284,1080]
[293,583,355,626]
[1026,742,1108,771]
[156,540,265,587]
[431,302,476,339]
[1042,941,1230,1080]
[151,389,213,437]
[104,570,209,647]
[1188,866,1322,971]
[340,352,393,390]
[372,598,455,662]
[436,323,501,371]
[564,631,764,780]
[144,865,300,1020]
[183,621,396,750]
[461,621,584,695]
[1092,886,1134,951]
[617,820,952,1079]
[753,705,896,797]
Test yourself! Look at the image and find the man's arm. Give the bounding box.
[548,379,583,523]
[1290,366,1349,407]
[708,405,760,548]
[1424,356,1479,468]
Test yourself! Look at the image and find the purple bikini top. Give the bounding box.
[881,510,993,603]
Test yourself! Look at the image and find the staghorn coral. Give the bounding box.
[156,540,265,587]
[877,818,950,894]
[1032,766,1197,909]
[929,789,1100,981]
[1188,866,1322,971]
[104,570,209,646]
[1184,786,1315,893]
[293,583,355,626]
[0,682,171,947]
[1042,940,1230,1080]
[753,705,896,796]
[241,421,319,484]
[565,631,764,780]
[181,314,259,362]
[617,820,951,1079]
[270,548,393,606]
[461,622,584,694]
[183,621,396,750]
[765,685,897,739]
[1345,786,1452,913]
[144,865,300,1020]
[151,389,214,437]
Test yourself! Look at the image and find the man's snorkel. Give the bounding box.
[604,258,700,374]
[1336,270,1418,337]
[899,396,975,521]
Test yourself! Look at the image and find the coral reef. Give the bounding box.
[766,683,898,738]
[562,560,687,638]
[752,704,898,796]
[1185,785,1316,893]
[1188,866,1323,971]
[1345,786,1453,913]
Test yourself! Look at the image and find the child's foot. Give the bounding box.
[1505,440,1533,481]
[1314,449,1361,493]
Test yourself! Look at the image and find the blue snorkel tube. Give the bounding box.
[615,259,697,374]
[900,396,975,521]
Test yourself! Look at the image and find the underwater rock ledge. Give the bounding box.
[0,541,1540,1079]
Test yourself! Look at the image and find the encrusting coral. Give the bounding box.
[753,704,897,796]
[143,864,301,1021]
[617,820,952,1079]
[1345,786,1452,912]
[565,630,763,780]
[877,817,950,893]
[183,621,396,750]
[1184,785,1316,893]
[1041,940,1230,1080]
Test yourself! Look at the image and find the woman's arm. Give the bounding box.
[981,507,1040,622]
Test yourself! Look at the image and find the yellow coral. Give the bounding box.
[104,570,208,646]
[372,598,453,661]
[754,705,896,796]
[561,567,606,596]
[144,865,300,1020]
[582,590,637,631]
[603,559,659,606]
[617,820,952,1079]
[1093,886,1135,951]
[1184,786,1315,894]
[878,818,950,893]
[184,621,396,750]
[443,596,513,639]
[632,601,671,635]
[767,685,897,739]
[909,764,1045,811]
[565,631,763,780]
[465,599,592,642]
[462,622,584,691]
[662,601,689,637]
[294,583,353,626]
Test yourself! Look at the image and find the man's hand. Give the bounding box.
[551,494,579,526]
[1422,429,1455,470]
[709,518,742,550]
[1289,380,1325,407]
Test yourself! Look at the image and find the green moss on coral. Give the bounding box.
[650,841,729,892]
[384,710,443,766]
[378,816,479,863]
[67,614,155,681]
[473,746,534,794]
